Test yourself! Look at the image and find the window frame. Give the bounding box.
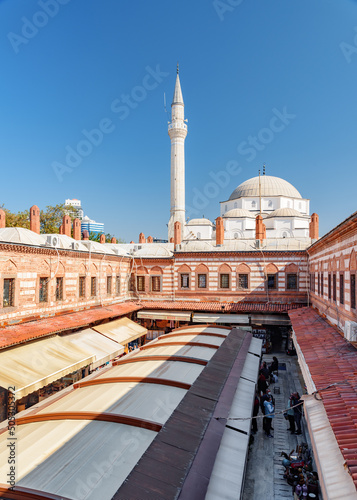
[340,273,344,305]
[79,276,86,298]
[150,275,161,292]
[91,276,97,297]
[115,276,121,295]
[3,278,15,308]
[106,275,112,295]
[197,273,207,289]
[180,273,190,289]
[55,277,63,301]
[351,273,356,310]
[238,273,249,290]
[39,277,48,303]
[287,273,298,291]
[137,275,145,292]
[219,273,230,289]
[333,274,336,302]
[267,273,277,290]
[328,273,331,300]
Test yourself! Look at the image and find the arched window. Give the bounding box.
[252,201,256,208]
[150,266,163,293]
[237,263,250,290]
[234,233,239,239]
[197,232,201,240]
[178,264,191,290]
[266,263,278,290]
[195,264,209,290]
[285,263,298,290]
[218,264,232,290]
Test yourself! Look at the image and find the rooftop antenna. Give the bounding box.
[259,169,262,215]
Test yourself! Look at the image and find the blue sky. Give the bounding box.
[0,0,356,241]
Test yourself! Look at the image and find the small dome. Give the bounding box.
[223,209,254,218]
[187,218,213,226]
[229,175,302,200]
[0,227,46,246]
[266,208,304,218]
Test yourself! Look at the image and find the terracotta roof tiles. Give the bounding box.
[141,301,304,313]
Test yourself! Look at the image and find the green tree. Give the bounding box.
[88,232,125,243]
[0,205,30,229]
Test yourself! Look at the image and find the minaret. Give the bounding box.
[168,64,187,240]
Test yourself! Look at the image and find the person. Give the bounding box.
[261,361,270,380]
[264,394,275,437]
[287,394,295,434]
[252,392,260,434]
[258,370,268,395]
[270,356,278,374]
[292,392,303,435]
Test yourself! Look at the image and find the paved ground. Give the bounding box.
[242,350,309,500]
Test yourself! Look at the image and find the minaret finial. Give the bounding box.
[263,164,266,175]
[177,62,179,75]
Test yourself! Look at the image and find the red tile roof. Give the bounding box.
[141,300,305,313]
[0,302,141,350]
[289,307,357,490]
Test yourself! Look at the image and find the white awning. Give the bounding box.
[192,313,249,324]
[137,310,192,321]
[250,314,290,325]
[0,336,95,400]
[93,317,147,345]
[62,329,125,369]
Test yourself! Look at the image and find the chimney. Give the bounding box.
[216,217,224,246]
[130,240,134,244]
[255,214,266,242]
[0,209,5,228]
[83,230,89,241]
[100,233,106,244]
[73,218,81,240]
[139,232,146,244]
[59,225,64,235]
[111,237,117,244]
[62,215,71,237]
[147,236,153,243]
[309,213,319,240]
[169,237,174,243]
[30,205,40,234]
[174,221,181,247]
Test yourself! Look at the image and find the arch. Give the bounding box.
[349,249,357,271]
[57,262,65,275]
[1,259,18,273]
[278,228,293,238]
[78,262,87,275]
[90,262,98,274]
[285,263,298,273]
[37,259,51,274]
[195,263,209,274]
[178,264,192,273]
[218,263,232,273]
[106,264,113,275]
[196,232,201,240]
[331,257,337,272]
[233,229,244,239]
[136,266,148,275]
[339,253,345,272]
[265,263,278,274]
[237,263,251,273]
[150,266,163,275]
[327,259,332,272]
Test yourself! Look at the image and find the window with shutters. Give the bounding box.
[79,276,86,298]
[56,277,63,301]
[287,274,298,290]
[91,277,97,297]
[351,274,356,310]
[3,279,15,307]
[129,274,135,292]
[197,274,207,288]
[267,274,277,290]
[317,273,320,295]
[106,276,112,295]
[151,276,161,292]
[238,274,248,290]
[220,273,230,289]
[340,274,344,305]
[137,276,145,292]
[180,274,190,289]
[39,277,48,302]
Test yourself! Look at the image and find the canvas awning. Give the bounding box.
[62,329,125,369]
[137,310,191,321]
[192,313,249,324]
[0,336,95,400]
[93,317,147,345]
[250,314,290,326]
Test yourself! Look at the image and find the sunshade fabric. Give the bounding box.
[93,317,147,345]
[137,310,191,321]
[0,336,94,400]
[192,313,249,324]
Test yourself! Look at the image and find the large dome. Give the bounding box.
[229,175,302,200]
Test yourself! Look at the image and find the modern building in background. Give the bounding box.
[80,215,105,235]
[64,198,84,219]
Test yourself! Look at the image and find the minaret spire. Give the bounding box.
[168,65,187,241]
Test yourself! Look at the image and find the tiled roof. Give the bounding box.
[141,301,305,313]
[0,302,141,350]
[289,307,357,489]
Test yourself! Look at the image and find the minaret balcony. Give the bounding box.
[168,122,187,131]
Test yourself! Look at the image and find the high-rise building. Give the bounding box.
[64,198,84,219]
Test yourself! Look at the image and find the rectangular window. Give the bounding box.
[116,276,121,295]
[137,276,145,292]
[333,274,336,302]
[151,276,161,292]
[91,277,97,297]
[198,274,207,289]
[55,277,63,301]
[39,277,48,303]
[220,273,230,289]
[320,273,323,296]
[287,274,298,290]
[3,278,15,307]
[267,274,277,290]
[351,274,356,310]
[238,274,248,290]
[340,274,344,305]
[180,274,190,289]
[106,276,112,295]
[79,276,86,298]
[328,274,331,300]
[317,273,320,295]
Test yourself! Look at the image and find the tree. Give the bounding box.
[88,232,125,243]
[40,204,80,234]
[0,205,30,229]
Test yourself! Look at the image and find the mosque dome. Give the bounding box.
[266,208,305,218]
[187,218,213,226]
[223,209,255,218]
[229,175,302,201]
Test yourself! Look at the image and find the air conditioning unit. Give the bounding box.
[46,235,59,247]
[344,321,357,342]
[72,242,80,250]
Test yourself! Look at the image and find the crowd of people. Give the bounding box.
[252,357,303,438]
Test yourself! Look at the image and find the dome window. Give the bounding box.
[234,202,237,209]
[197,232,201,240]
[282,232,288,238]
[225,205,228,211]
[268,200,273,208]
[252,201,256,208]
[234,233,239,239]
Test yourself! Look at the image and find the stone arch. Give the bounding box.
[339,253,345,272]
[279,228,293,238]
[137,265,148,275]
[177,264,191,273]
[218,263,232,273]
[195,263,209,274]
[1,259,18,273]
[78,262,87,275]
[265,263,279,274]
[106,264,113,275]
[285,263,298,273]
[237,263,251,273]
[90,262,98,274]
[150,266,163,275]
[57,262,65,275]
[349,249,357,271]
[331,257,337,272]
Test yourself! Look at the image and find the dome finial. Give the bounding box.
[177,62,179,75]
[263,164,266,175]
